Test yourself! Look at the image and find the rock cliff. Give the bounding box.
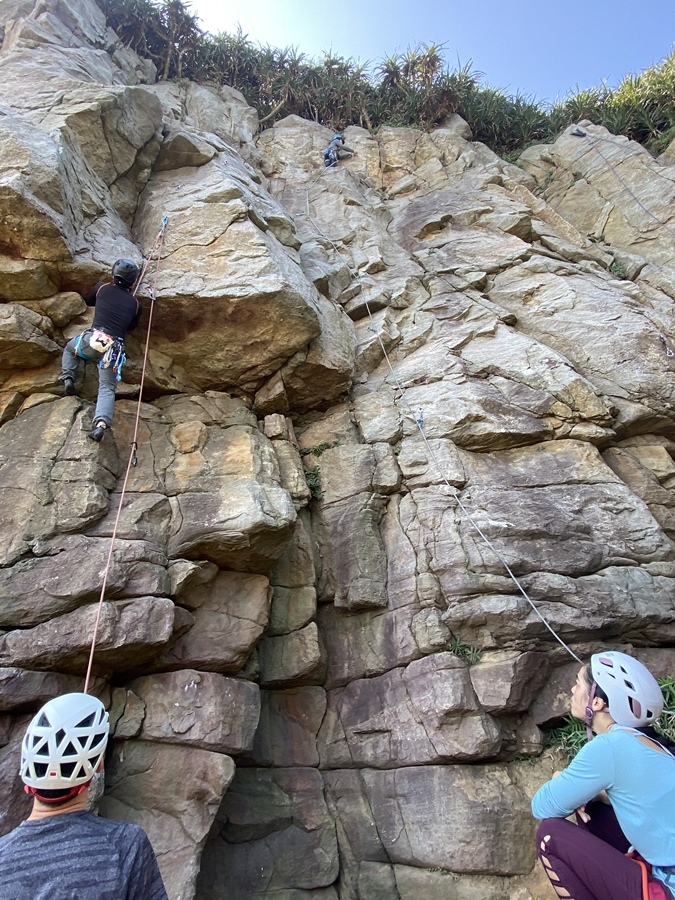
[1,2,675,898]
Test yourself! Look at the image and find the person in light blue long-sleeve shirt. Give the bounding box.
[531,652,675,900]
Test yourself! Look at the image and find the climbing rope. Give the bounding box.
[362,301,583,664]
[302,178,583,664]
[569,128,675,362]
[83,216,169,694]
[570,127,675,243]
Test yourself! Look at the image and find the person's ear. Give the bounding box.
[95,758,105,773]
[592,696,607,713]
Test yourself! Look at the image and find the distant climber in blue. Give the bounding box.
[324,133,357,168]
[58,259,142,443]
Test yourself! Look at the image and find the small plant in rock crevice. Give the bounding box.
[609,258,630,280]
[543,715,588,760]
[300,440,341,458]
[449,635,482,664]
[304,464,323,500]
[657,676,675,744]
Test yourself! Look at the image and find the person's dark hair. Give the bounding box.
[583,664,608,704]
[583,664,675,751]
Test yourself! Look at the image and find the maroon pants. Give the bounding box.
[536,802,671,900]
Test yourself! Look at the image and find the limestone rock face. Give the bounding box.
[3,3,675,899]
[0,668,106,712]
[105,394,299,572]
[132,152,327,396]
[470,651,551,713]
[155,570,272,673]
[318,653,502,767]
[324,764,535,875]
[0,597,176,674]
[0,400,115,567]
[247,687,326,767]
[0,714,33,835]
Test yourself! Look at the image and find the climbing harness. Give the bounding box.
[627,852,675,900]
[74,328,113,359]
[324,147,338,168]
[83,215,169,694]
[100,339,127,382]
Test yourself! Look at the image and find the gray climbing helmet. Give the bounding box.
[112,258,139,287]
[591,651,664,728]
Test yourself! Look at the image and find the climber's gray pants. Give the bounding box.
[60,332,117,428]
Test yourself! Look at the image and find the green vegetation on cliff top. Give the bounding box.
[101,0,675,157]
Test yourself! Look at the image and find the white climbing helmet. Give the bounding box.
[21,693,109,790]
[591,651,664,728]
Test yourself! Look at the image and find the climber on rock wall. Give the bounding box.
[323,132,357,167]
[0,693,168,900]
[58,258,142,443]
[532,651,675,900]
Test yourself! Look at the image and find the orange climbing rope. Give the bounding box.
[83,217,169,693]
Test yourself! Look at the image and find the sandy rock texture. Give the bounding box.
[1,2,675,899]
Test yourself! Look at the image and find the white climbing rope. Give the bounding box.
[570,127,675,243]
[303,174,583,664]
[362,303,584,664]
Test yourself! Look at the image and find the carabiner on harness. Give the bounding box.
[99,339,126,382]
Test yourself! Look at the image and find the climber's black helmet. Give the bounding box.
[112,258,139,288]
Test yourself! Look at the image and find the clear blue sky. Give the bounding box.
[189,0,675,105]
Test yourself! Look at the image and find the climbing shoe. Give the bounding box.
[63,377,75,396]
[88,422,107,443]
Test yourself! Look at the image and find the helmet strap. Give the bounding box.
[25,782,89,804]
[585,682,597,741]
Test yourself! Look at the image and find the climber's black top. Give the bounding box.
[85,282,142,340]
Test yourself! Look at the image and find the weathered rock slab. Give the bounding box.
[247,686,326,767]
[101,739,235,900]
[324,765,535,875]
[153,570,271,673]
[0,597,175,674]
[318,653,502,767]
[128,669,260,754]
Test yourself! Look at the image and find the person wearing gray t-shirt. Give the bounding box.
[0,693,167,900]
